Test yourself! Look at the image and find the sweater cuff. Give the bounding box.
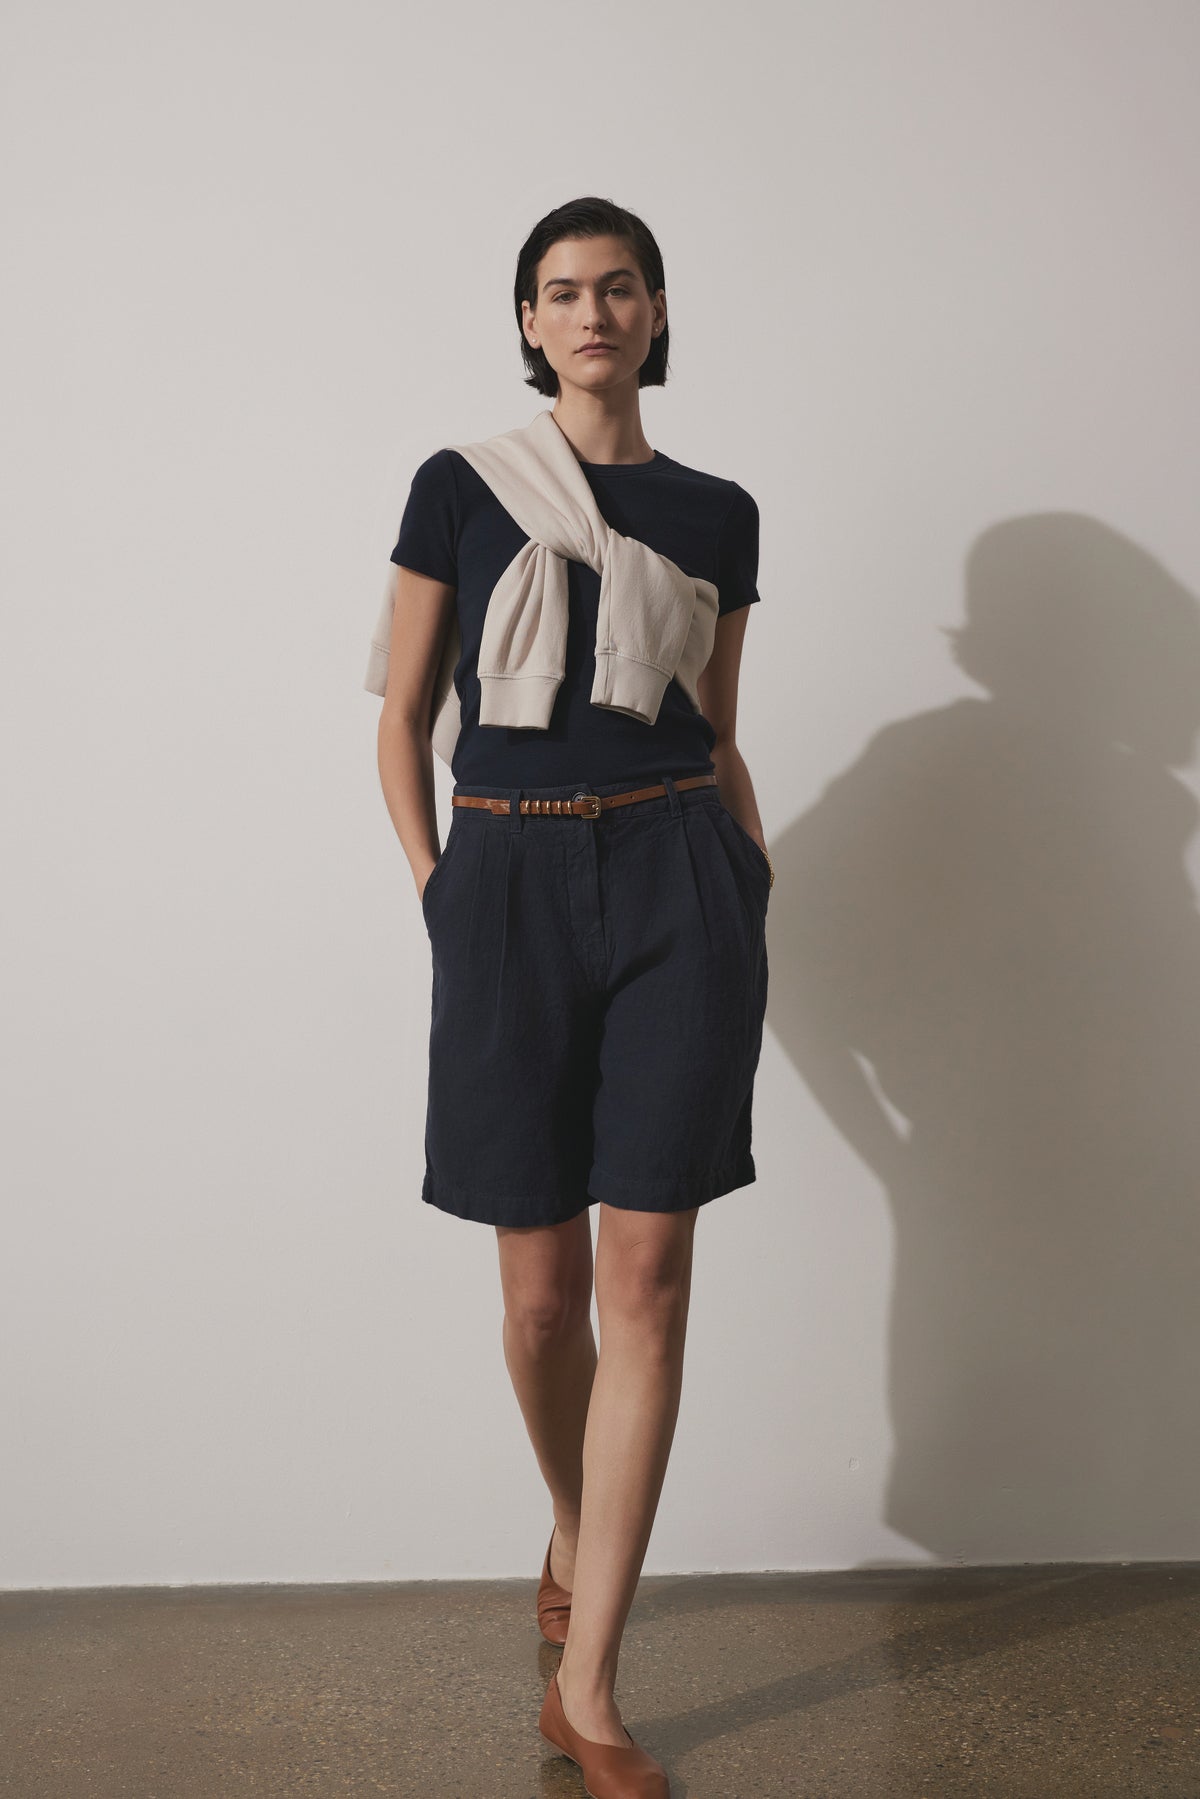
[477,673,562,730]
[591,651,671,725]
[364,640,390,698]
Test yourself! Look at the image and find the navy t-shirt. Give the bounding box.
[389,443,762,787]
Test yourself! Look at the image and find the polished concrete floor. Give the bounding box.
[2,1562,1198,1797]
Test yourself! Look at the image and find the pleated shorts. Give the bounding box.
[419,770,771,1228]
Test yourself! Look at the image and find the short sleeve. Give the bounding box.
[389,448,458,586]
[715,482,762,616]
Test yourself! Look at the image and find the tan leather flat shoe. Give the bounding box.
[536,1522,573,1647]
[539,1669,670,1798]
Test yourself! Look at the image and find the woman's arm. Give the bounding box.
[696,607,768,857]
[376,565,457,901]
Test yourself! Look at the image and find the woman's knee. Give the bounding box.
[594,1208,697,1331]
[496,1214,593,1348]
[503,1286,592,1350]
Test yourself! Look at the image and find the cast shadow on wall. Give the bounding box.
[769,512,1200,1563]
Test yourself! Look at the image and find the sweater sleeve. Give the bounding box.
[389,449,459,586]
[714,482,762,616]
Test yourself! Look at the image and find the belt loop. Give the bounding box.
[661,773,682,817]
[508,787,524,834]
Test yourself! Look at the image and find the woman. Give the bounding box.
[370,196,772,1798]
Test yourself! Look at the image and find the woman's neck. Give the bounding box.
[549,402,655,467]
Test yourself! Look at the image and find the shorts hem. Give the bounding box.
[422,1166,593,1229]
[421,1153,757,1225]
[586,1154,757,1211]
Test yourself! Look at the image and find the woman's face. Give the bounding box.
[523,234,664,396]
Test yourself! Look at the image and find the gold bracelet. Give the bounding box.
[764,848,775,888]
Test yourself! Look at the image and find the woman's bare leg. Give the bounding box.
[554,1201,700,1747]
[495,1210,598,1590]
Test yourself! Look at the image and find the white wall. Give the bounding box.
[4,0,1199,1587]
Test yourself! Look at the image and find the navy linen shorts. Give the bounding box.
[419,771,771,1228]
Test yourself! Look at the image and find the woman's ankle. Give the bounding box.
[557,1654,619,1700]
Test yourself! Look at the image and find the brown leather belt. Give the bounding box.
[450,773,719,819]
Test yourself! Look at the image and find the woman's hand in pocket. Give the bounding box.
[417,856,439,904]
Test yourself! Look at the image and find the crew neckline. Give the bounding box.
[576,450,667,476]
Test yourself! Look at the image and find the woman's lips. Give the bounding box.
[579,345,616,355]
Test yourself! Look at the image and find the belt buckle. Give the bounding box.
[572,791,601,820]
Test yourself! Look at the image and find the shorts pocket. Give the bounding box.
[421,821,464,928]
[722,807,772,903]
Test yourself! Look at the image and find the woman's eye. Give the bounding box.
[552,286,630,302]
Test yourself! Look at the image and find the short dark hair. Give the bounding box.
[514,196,669,398]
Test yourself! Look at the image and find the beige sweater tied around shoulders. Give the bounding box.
[363,408,720,768]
